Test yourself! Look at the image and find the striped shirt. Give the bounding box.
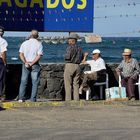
[117,58,140,78]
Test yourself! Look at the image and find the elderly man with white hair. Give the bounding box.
[18,30,43,102]
[79,49,106,98]
[0,26,7,100]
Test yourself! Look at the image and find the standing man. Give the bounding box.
[18,30,43,102]
[116,48,140,101]
[0,26,7,100]
[64,34,83,101]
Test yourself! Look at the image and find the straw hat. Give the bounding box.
[91,49,101,54]
[122,48,132,56]
[68,34,79,40]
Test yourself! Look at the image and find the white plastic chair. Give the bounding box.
[86,74,109,100]
[135,75,140,100]
[119,74,140,100]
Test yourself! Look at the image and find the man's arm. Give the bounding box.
[28,55,42,66]
[19,52,27,64]
[1,51,7,65]
[81,52,89,64]
[131,59,140,79]
[115,62,123,76]
[29,44,43,66]
[99,59,106,70]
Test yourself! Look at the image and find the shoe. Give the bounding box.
[0,97,5,102]
[79,90,82,94]
[18,99,24,103]
[14,96,19,101]
[79,87,82,94]
[91,95,99,101]
[130,97,135,101]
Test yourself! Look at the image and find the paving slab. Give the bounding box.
[1,100,140,109]
[0,102,140,140]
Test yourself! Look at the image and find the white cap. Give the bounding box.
[91,49,101,54]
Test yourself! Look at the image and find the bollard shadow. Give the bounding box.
[0,107,6,111]
[106,64,118,87]
[5,64,22,100]
[5,64,32,100]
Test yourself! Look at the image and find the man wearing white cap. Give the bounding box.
[79,49,106,96]
[18,30,43,102]
[116,48,140,101]
[0,26,7,100]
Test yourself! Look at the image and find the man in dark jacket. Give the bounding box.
[64,34,83,101]
[0,26,7,101]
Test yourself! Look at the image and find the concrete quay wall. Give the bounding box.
[5,63,133,100]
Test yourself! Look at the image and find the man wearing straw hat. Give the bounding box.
[0,26,7,101]
[116,48,140,101]
[64,34,83,101]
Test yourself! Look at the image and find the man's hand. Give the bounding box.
[25,62,34,68]
[81,52,89,64]
[25,62,30,68]
[1,51,7,65]
[116,68,121,76]
[28,62,33,67]
[84,52,89,57]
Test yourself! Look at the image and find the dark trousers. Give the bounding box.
[0,59,6,96]
[121,77,137,98]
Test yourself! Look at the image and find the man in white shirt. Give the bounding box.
[79,49,106,95]
[0,26,7,100]
[18,30,43,102]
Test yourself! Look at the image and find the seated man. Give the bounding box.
[116,48,140,101]
[79,49,106,97]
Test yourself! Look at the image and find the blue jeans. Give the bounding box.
[19,64,41,101]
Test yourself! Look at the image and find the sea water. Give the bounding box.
[5,37,140,64]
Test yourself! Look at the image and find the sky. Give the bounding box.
[4,0,140,37]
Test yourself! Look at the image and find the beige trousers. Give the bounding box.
[64,63,80,101]
[80,72,98,91]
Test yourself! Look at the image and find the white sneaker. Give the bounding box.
[79,88,82,94]
[18,99,23,103]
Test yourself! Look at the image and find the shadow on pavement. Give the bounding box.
[0,107,6,111]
